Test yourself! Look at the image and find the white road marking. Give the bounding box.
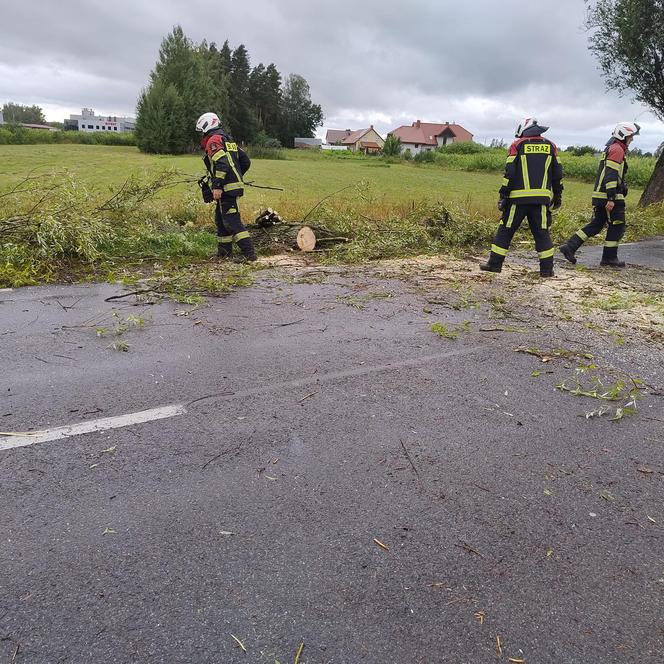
[0,404,187,451]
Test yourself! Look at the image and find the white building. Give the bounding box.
[65,108,135,133]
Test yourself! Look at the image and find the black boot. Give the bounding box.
[236,237,257,262]
[540,267,555,278]
[558,244,577,264]
[600,256,625,268]
[480,262,502,273]
[217,242,232,259]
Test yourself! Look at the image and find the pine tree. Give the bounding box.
[249,63,282,139]
[226,45,258,143]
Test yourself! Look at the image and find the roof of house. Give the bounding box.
[389,121,473,145]
[342,127,373,144]
[326,129,352,143]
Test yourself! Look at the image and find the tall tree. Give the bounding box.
[278,74,323,147]
[226,45,258,143]
[249,63,282,138]
[586,0,664,205]
[2,102,46,124]
[135,79,188,154]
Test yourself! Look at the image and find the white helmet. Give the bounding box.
[612,122,640,141]
[515,117,538,138]
[196,112,221,133]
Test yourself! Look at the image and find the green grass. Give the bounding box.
[0,143,636,215]
[1,144,662,287]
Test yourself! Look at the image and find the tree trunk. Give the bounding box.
[639,149,664,206]
[252,223,342,254]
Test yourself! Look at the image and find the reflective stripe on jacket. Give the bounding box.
[499,136,564,205]
[592,139,628,207]
[202,129,251,197]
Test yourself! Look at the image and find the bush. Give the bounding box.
[382,134,402,157]
[0,124,136,146]
[564,145,597,156]
[245,144,285,160]
[413,150,437,164]
[437,141,487,154]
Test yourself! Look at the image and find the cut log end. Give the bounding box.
[296,226,316,251]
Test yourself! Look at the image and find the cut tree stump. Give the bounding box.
[252,210,349,253]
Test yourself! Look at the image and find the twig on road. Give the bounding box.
[400,439,420,479]
[454,541,484,558]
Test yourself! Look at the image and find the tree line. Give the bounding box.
[135,26,323,154]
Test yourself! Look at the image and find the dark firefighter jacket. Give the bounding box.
[201,129,251,197]
[499,136,564,205]
[591,138,629,207]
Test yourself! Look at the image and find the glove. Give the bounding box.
[623,186,629,197]
[497,198,508,211]
[198,178,213,204]
[551,196,562,211]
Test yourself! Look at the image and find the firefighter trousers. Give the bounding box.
[487,203,555,271]
[214,195,255,259]
[564,205,626,260]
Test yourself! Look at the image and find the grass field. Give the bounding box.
[1,144,662,288]
[0,144,640,216]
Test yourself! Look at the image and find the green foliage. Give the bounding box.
[278,74,324,147]
[564,145,597,156]
[437,141,487,154]
[382,134,402,157]
[135,79,188,153]
[587,0,664,120]
[0,125,136,146]
[0,169,216,287]
[245,144,285,160]
[135,27,323,154]
[227,44,259,143]
[413,150,437,164]
[2,102,46,124]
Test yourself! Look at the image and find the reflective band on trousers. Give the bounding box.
[506,206,517,228]
[219,235,233,243]
[541,205,547,229]
[233,231,250,241]
[604,240,619,247]
[576,230,588,241]
[491,244,508,256]
[538,248,555,259]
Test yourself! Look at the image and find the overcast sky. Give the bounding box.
[1,0,663,150]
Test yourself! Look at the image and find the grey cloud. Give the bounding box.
[1,0,662,150]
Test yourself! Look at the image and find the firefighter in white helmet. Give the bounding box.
[559,122,640,268]
[196,112,256,261]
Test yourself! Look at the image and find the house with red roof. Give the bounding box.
[388,120,474,155]
[325,126,385,154]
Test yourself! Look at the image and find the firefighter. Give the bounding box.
[559,122,640,268]
[480,117,564,278]
[196,112,257,261]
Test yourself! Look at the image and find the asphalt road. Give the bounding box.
[1,254,663,663]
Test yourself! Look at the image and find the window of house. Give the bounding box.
[88,125,93,129]
[96,126,99,129]
[113,127,118,131]
[414,144,419,148]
